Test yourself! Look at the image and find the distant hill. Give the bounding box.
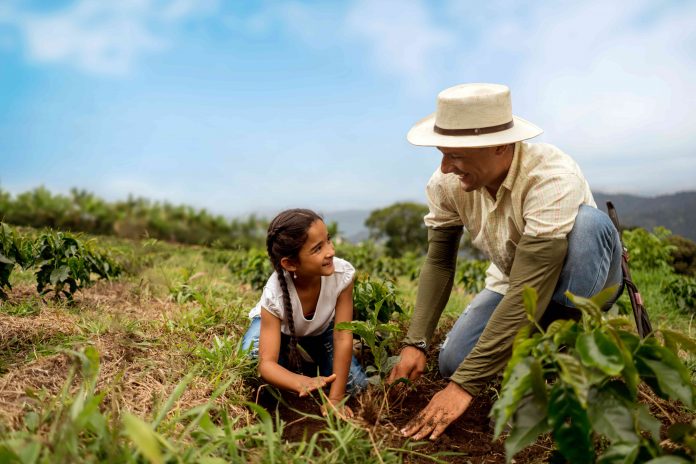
[594,191,696,241]
[327,191,696,243]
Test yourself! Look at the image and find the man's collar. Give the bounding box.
[500,142,522,192]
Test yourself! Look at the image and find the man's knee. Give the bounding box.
[438,342,459,378]
[571,205,618,244]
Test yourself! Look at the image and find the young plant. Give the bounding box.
[34,230,121,300]
[491,287,696,464]
[233,248,272,291]
[352,273,404,323]
[0,222,34,299]
[338,273,404,383]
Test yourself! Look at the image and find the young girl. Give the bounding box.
[241,209,367,416]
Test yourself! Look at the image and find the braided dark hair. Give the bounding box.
[266,208,322,373]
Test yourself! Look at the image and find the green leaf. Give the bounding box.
[522,287,538,321]
[566,291,602,321]
[492,358,532,438]
[591,285,621,310]
[50,265,69,285]
[597,443,639,464]
[643,457,691,464]
[660,329,696,355]
[635,404,661,440]
[576,329,625,376]
[636,344,695,408]
[556,353,590,407]
[504,394,551,462]
[548,384,594,464]
[123,413,163,464]
[588,388,640,444]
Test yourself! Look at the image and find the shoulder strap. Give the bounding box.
[606,201,653,338]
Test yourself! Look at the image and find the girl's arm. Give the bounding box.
[328,281,355,403]
[258,308,336,395]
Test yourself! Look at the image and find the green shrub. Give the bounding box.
[622,227,675,271]
[231,248,272,291]
[34,230,121,300]
[492,287,696,463]
[663,274,696,314]
[455,259,488,295]
[0,223,34,299]
[352,273,404,323]
[667,235,696,277]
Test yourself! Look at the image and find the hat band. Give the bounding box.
[433,120,514,136]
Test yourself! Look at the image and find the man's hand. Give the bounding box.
[387,346,427,384]
[401,382,473,440]
[296,373,336,397]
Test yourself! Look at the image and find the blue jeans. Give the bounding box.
[439,205,623,377]
[242,317,368,394]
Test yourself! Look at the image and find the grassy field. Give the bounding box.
[0,232,694,463]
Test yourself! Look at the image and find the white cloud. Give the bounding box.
[1,0,218,75]
[436,0,696,193]
[344,0,454,95]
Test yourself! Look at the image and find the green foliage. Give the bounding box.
[455,259,488,295]
[33,230,121,300]
[336,241,423,282]
[340,274,405,383]
[667,235,696,277]
[492,287,696,463]
[662,275,696,314]
[352,273,404,323]
[0,223,34,298]
[0,186,268,250]
[623,227,676,271]
[229,248,273,291]
[365,202,429,258]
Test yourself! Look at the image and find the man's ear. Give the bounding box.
[280,257,297,273]
[495,143,515,156]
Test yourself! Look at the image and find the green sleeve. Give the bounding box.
[402,226,462,349]
[449,235,568,396]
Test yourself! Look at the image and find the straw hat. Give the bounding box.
[407,83,543,148]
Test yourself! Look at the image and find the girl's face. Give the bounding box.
[293,220,335,278]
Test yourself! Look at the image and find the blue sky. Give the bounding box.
[1,0,695,217]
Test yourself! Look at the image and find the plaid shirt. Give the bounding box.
[424,141,595,294]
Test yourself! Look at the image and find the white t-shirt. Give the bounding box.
[248,257,355,337]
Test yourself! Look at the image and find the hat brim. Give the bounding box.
[407,113,543,148]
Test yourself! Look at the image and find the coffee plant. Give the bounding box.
[0,223,34,299]
[34,230,122,300]
[231,248,272,291]
[455,259,488,295]
[492,287,696,463]
[623,227,676,271]
[663,274,696,314]
[352,273,404,323]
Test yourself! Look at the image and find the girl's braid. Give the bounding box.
[272,260,303,373]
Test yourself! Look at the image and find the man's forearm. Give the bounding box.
[450,235,568,396]
[403,227,462,348]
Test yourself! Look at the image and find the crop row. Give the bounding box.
[0,222,122,301]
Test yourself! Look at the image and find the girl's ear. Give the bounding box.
[280,257,297,273]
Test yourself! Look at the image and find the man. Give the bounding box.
[387,83,623,440]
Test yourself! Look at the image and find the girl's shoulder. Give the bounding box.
[332,256,355,275]
[331,257,355,292]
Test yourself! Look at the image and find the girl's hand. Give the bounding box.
[321,397,354,419]
[297,373,336,397]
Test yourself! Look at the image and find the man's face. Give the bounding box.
[437,145,512,193]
